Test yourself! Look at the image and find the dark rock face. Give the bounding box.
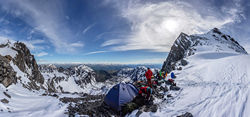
[177,112,193,117]
[0,55,17,87]
[162,33,192,73]
[162,28,248,73]
[12,42,44,84]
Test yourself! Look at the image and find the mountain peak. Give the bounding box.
[0,41,44,89]
[211,27,222,34]
[162,28,247,72]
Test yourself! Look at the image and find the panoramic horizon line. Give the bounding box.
[37,61,163,65]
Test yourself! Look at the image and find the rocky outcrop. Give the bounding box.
[162,28,248,73]
[162,33,192,73]
[0,55,17,87]
[0,41,44,90]
[1,98,9,104]
[12,42,44,84]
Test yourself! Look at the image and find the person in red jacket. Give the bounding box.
[145,68,153,88]
[138,85,152,100]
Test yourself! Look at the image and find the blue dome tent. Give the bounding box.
[104,82,138,111]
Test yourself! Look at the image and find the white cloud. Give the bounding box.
[37,52,48,57]
[70,43,84,47]
[101,39,123,47]
[82,24,95,34]
[103,0,245,52]
[0,0,84,53]
[84,51,108,55]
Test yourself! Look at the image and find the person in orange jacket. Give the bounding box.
[145,68,153,88]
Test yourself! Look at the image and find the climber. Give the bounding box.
[138,85,152,101]
[171,72,176,78]
[156,71,161,80]
[145,68,153,88]
[155,71,163,85]
[158,71,163,80]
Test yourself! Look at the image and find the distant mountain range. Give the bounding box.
[47,63,162,71]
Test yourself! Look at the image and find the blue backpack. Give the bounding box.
[171,72,176,78]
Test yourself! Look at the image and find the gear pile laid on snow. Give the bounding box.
[138,85,152,100]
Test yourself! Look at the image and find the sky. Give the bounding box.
[0,0,250,64]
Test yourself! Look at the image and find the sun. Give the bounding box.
[162,19,179,33]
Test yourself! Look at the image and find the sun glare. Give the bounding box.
[162,19,179,33]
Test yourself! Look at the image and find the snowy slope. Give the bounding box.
[0,40,69,116]
[162,28,247,72]
[130,29,250,117]
[133,53,250,117]
[0,83,67,117]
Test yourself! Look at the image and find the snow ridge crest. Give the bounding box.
[162,28,248,72]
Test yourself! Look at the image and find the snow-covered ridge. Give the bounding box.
[194,28,247,54]
[138,53,250,117]
[0,40,44,89]
[0,39,17,58]
[39,64,96,93]
[0,40,69,116]
[162,28,248,72]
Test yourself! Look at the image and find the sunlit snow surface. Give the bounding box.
[0,84,67,117]
[129,52,250,117]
